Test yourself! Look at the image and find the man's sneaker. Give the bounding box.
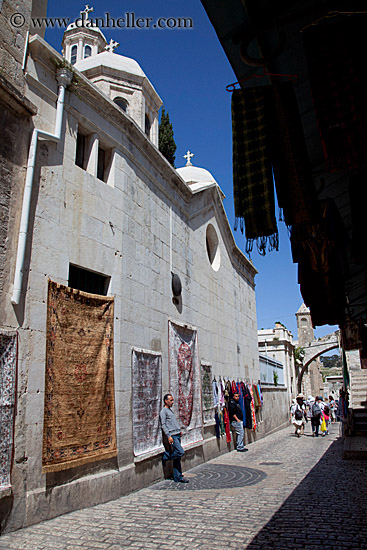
[176,477,189,483]
[237,448,248,452]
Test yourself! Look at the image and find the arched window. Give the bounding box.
[145,114,151,138]
[114,97,128,113]
[70,45,77,65]
[84,45,92,59]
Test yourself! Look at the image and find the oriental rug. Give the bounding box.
[168,321,202,445]
[200,362,214,423]
[0,331,17,489]
[42,280,116,473]
[132,348,162,456]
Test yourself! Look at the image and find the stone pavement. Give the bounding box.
[1,422,366,550]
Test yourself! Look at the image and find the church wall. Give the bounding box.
[1,40,261,532]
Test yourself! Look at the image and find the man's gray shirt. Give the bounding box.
[159,407,181,437]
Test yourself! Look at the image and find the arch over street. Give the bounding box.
[297,331,340,393]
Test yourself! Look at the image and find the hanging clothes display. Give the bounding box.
[302,15,367,173]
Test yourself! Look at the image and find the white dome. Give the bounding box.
[176,165,217,186]
[75,51,145,78]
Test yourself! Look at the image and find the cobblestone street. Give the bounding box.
[1,423,366,550]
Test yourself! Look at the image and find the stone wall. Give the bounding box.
[1,36,261,532]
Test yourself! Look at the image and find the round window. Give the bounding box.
[206,224,221,271]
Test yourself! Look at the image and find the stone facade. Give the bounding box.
[295,304,323,397]
[0,19,263,532]
[0,0,37,327]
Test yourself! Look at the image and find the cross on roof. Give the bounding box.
[105,39,119,53]
[184,150,194,166]
[81,5,93,19]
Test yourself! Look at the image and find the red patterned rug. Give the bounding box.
[168,321,202,445]
[42,280,116,473]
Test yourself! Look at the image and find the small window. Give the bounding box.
[145,114,151,138]
[84,45,92,59]
[97,146,106,181]
[71,45,77,65]
[206,224,221,271]
[114,97,128,113]
[68,265,110,295]
[75,132,86,169]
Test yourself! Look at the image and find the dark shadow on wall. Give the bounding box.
[245,436,367,550]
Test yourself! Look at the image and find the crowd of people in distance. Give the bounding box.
[290,392,340,438]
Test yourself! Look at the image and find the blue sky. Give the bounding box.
[44,0,337,342]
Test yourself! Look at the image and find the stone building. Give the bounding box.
[0,6,264,532]
[295,304,323,397]
[258,322,296,433]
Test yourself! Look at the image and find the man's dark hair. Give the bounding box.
[163,393,172,404]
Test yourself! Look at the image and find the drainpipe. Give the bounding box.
[11,68,73,305]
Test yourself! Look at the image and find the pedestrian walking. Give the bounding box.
[290,394,307,437]
[159,394,189,483]
[311,396,323,437]
[329,395,336,423]
[321,404,330,435]
[228,392,247,452]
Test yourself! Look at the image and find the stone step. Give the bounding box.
[344,436,367,459]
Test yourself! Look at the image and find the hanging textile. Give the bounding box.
[132,349,162,456]
[42,281,116,473]
[214,411,221,438]
[303,16,367,173]
[269,81,318,227]
[257,383,263,406]
[224,380,232,401]
[201,363,214,423]
[232,87,278,255]
[213,379,219,407]
[218,379,225,406]
[238,382,246,428]
[349,170,367,265]
[291,198,348,327]
[168,321,202,445]
[0,330,17,490]
[219,409,225,436]
[243,384,253,430]
[249,385,257,431]
[223,406,231,443]
[252,384,260,408]
[341,318,362,351]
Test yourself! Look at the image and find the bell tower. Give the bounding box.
[296,303,314,347]
[61,5,107,65]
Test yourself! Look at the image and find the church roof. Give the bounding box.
[296,303,310,315]
[75,51,146,78]
[64,21,107,42]
[176,165,217,186]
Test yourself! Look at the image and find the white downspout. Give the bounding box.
[11,68,73,305]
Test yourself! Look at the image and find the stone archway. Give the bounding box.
[297,331,340,393]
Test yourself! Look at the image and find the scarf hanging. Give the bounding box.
[302,15,367,173]
[269,81,318,227]
[232,87,278,255]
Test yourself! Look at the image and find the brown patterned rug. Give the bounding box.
[42,280,116,473]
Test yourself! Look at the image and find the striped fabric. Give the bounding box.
[232,87,278,255]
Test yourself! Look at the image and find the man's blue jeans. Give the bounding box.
[162,434,185,481]
[231,420,245,450]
